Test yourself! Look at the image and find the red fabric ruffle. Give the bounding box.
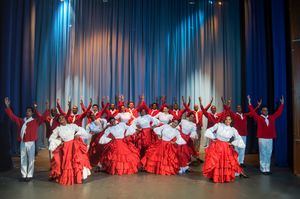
[88,132,105,166]
[202,140,242,183]
[135,128,157,157]
[141,140,179,175]
[101,139,140,175]
[50,137,91,185]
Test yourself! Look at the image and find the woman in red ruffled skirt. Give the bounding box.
[202,115,248,183]
[49,115,92,185]
[141,120,186,175]
[99,118,140,175]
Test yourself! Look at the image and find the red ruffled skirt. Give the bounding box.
[135,128,157,157]
[141,140,179,175]
[202,140,242,183]
[177,133,195,167]
[88,132,105,166]
[50,137,92,185]
[101,139,140,175]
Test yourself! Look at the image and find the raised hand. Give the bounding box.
[33,102,38,109]
[247,95,251,105]
[198,97,202,106]
[210,97,214,104]
[56,98,60,104]
[89,98,92,104]
[4,97,10,107]
[68,100,71,108]
[181,96,185,103]
[280,96,284,104]
[257,99,262,107]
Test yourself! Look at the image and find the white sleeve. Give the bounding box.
[126,124,137,136]
[204,123,219,140]
[231,128,246,148]
[89,122,102,134]
[74,125,91,140]
[101,119,108,129]
[150,116,161,126]
[99,128,112,144]
[175,131,187,145]
[154,112,161,119]
[153,125,164,136]
[48,127,62,151]
[189,124,198,139]
[169,114,174,121]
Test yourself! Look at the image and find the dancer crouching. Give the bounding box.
[48,115,92,185]
[141,119,186,175]
[202,115,248,183]
[99,117,140,175]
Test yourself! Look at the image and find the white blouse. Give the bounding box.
[154,112,173,124]
[153,124,186,145]
[115,112,133,123]
[49,124,90,151]
[86,118,108,134]
[178,119,198,139]
[205,123,245,148]
[99,122,136,144]
[131,115,161,129]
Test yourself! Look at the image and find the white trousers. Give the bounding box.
[20,141,35,178]
[258,138,273,172]
[235,136,247,164]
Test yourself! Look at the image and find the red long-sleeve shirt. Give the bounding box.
[249,104,284,139]
[5,107,44,142]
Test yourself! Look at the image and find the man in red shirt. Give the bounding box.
[248,95,284,175]
[225,97,261,167]
[4,97,44,182]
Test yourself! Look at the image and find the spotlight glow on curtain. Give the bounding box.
[34,0,241,109]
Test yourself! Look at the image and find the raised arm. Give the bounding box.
[56,98,67,116]
[80,98,87,112]
[4,97,23,125]
[79,98,92,119]
[272,96,284,119]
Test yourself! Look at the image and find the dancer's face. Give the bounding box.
[129,102,135,109]
[171,120,179,128]
[152,103,157,110]
[26,108,33,118]
[211,106,217,114]
[92,105,99,113]
[58,115,67,125]
[121,105,126,112]
[110,104,115,110]
[261,107,268,116]
[194,104,199,111]
[236,105,242,113]
[140,109,146,116]
[72,106,78,114]
[189,114,195,123]
[173,103,179,110]
[51,108,57,117]
[163,107,169,113]
[224,116,232,126]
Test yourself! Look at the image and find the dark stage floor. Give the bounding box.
[0,150,299,199]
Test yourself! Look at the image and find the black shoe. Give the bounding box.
[239,173,249,178]
[19,178,27,182]
[26,177,33,182]
[240,164,246,168]
[261,171,268,175]
[265,172,272,175]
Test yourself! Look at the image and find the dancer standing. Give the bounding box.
[4,97,45,182]
[248,95,284,175]
[202,115,247,183]
[49,115,91,185]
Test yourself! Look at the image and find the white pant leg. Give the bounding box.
[258,138,273,172]
[20,142,28,178]
[25,141,35,178]
[236,136,247,164]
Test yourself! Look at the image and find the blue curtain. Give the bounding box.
[1,0,241,158]
[244,0,289,166]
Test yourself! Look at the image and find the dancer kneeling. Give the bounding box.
[202,115,247,183]
[99,117,140,175]
[49,115,92,185]
[177,113,199,174]
[141,119,186,175]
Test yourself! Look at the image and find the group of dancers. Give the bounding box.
[4,94,284,185]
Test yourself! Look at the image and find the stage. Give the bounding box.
[0,150,299,199]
